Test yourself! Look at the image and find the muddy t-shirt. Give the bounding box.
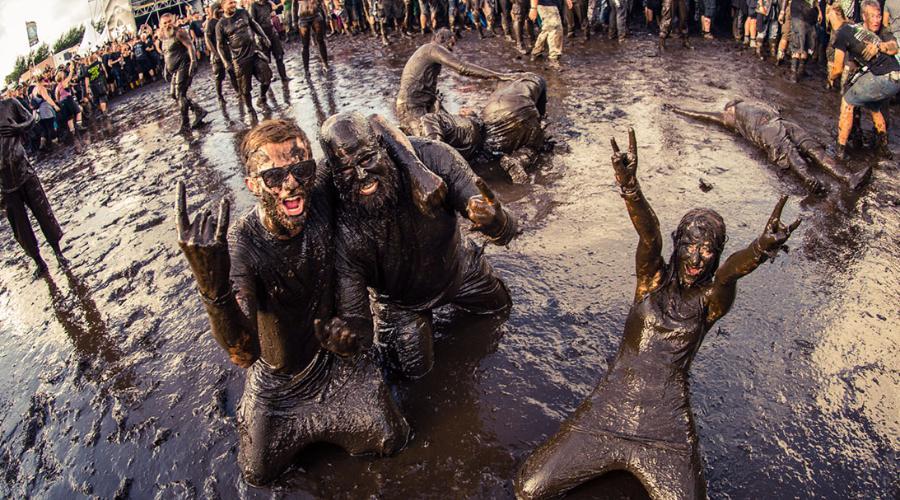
[834,24,900,75]
[0,98,36,192]
[216,9,261,65]
[790,0,818,24]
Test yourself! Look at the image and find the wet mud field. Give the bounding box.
[0,30,897,498]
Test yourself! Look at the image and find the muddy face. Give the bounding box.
[222,0,237,16]
[321,113,399,217]
[675,226,719,288]
[246,138,316,238]
[862,4,882,32]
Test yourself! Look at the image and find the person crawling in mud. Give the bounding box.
[320,112,518,380]
[515,128,801,500]
[160,13,208,134]
[0,97,67,278]
[396,28,520,137]
[216,0,274,123]
[668,100,872,192]
[175,119,410,486]
[420,72,548,184]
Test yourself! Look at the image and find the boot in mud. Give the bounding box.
[876,132,893,160]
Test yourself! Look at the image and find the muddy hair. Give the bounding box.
[240,119,312,175]
[663,208,727,287]
[433,28,454,45]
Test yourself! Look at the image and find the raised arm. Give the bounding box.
[176,182,260,367]
[706,195,800,323]
[610,128,665,302]
[431,44,514,80]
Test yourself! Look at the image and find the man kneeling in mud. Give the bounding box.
[420,72,548,184]
[175,119,410,486]
[668,100,872,192]
[320,112,519,380]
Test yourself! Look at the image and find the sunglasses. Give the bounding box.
[256,159,317,189]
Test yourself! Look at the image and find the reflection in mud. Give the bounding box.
[0,31,895,498]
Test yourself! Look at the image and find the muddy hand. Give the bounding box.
[176,181,232,299]
[610,127,638,189]
[314,317,366,357]
[467,178,502,230]
[369,115,447,216]
[757,195,801,260]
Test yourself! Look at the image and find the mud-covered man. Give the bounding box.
[251,0,291,81]
[216,0,274,122]
[205,3,241,103]
[160,13,208,133]
[320,112,518,380]
[0,97,67,277]
[421,72,547,183]
[396,29,518,136]
[175,119,410,486]
[668,100,872,192]
[291,0,329,72]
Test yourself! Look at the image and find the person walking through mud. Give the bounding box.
[420,72,548,183]
[174,119,410,486]
[251,0,292,82]
[529,0,573,67]
[216,0,274,123]
[205,3,241,104]
[515,128,802,500]
[0,97,67,278]
[320,112,518,380]
[396,29,518,136]
[290,0,330,73]
[828,0,900,160]
[160,13,209,134]
[658,0,691,51]
[667,100,872,192]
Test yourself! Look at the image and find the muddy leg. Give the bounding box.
[4,187,48,277]
[372,302,435,380]
[314,17,330,67]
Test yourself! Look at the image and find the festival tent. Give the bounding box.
[78,21,109,55]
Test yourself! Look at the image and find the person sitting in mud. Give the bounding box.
[320,112,518,380]
[395,28,519,137]
[174,119,410,486]
[420,72,547,184]
[515,128,801,500]
[668,100,872,192]
[0,97,67,278]
[216,0,274,123]
[160,13,208,134]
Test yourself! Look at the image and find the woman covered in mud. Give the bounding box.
[515,128,801,500]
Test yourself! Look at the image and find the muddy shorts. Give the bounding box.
[372,0,404,20]
[371,241,511,379]
[237,351,411,485]
[89,82,108,105]
[235,55,273,95]
[419,0,443,16]
[844,71,900,110]
[298,12,323,27]
[789,18,816,55]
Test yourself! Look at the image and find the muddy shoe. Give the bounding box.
[834,143,848,161]
[548,58,562,70]
[848,165,873,191]
[192,108,209,129]
[175,121,191,135]
[806,176,828,194]
[33,259,48,279]
[876,132,893,160]
[501,156,530,184]
[52,247,69,268]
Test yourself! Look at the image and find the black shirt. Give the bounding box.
[834,24,900,75]
[216,9,265,65]
[790,0,818,24]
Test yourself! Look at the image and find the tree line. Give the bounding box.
[5,24,87,86]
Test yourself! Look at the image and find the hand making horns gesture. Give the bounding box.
[757,195,802,261]
[610,127,639,191]
[467,178,503,231]
[176,181,232,301]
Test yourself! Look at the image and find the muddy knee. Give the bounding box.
[375,307,435,379]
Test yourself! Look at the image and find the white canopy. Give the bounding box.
[78,21,109,55]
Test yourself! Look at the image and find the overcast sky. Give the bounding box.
[0,0,94,81]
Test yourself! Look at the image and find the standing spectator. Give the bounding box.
[530,0,573,67]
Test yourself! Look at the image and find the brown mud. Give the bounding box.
[0,29,896,498]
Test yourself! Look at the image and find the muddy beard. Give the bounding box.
[334,161,401,219]
[259,187,309,237]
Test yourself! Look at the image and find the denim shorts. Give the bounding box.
[844,71,900,110]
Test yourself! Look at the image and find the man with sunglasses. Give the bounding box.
[175,119,410,486]
[320,112,519,381]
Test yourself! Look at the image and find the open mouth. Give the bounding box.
[282,195,305,217]
[359,179,379,196]
[684,265,703,277]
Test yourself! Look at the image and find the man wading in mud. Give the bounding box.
[290,0,329,73]
[395,29,519,136]
[0,97,67,278]
[160,13,208,134]
[205,2,241,104]
[668,100,872,192]
[175,119,410,486]
[216,0,274,123]
[251,0,292,82]
[320,112,518,381]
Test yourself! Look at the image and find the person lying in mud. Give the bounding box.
[396,28,520,137]
[420,72,547,184]
[320,112,518,380]
[515,128,801,500]
[216,0,274,123]
[668,100,872,192]
[160,13,208,134]
[0,97,68,278]
[175,119,410,486]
